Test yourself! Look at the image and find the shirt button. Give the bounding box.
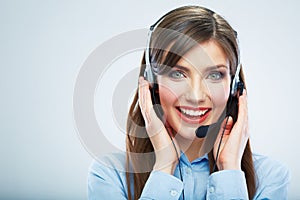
[170,189,178,196]
[186,167,192,174]
[209,186,215,193]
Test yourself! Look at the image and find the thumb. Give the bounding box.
[213,116,234,159]
[214,116,234,151]
[221,116,234,136]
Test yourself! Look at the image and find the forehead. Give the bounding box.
[177,40,229,71]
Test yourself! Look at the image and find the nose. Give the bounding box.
[184,76,208,104]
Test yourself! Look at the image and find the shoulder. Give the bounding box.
[252,153,290,188]
[88,152,128,187]
[252,153,290,178]
[88,152,134,199]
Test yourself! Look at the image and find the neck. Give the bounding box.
[176,136,205,162]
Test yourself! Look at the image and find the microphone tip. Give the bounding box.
[195,125,209,138]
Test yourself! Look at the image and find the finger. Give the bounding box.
[215,116,233,145]
[213,116,233,156]
[238,90,249,139]
[224,90,249,153]
[138,77,152,125]
[138,77,165,137]
[221,116,234,136]
[230,89,248,138]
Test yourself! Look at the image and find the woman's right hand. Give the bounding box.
[138,77,180,175]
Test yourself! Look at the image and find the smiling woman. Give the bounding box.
[87,5,290,200]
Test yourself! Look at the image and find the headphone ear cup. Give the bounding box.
[237,81,244,96]
[144,64,156,90]
[230,77,244,97]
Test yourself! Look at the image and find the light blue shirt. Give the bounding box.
[88,152,290,199]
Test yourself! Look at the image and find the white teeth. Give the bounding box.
[179,108,208,117]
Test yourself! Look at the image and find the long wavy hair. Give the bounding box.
[126,5,256,199]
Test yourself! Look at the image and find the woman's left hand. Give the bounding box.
[213,90,249,170]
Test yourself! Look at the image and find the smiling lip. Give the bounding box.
[175,106,211,124]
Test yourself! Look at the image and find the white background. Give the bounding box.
[1,0,299,199]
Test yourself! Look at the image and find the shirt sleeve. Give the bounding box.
[140,170,184,200]
[206,170,248,199]
[88,158,184,200]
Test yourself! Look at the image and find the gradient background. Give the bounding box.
[1,0,299,199]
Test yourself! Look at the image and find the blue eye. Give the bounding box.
[207,71,223,80]
[168,70,185,79]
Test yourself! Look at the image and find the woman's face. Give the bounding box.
[157,40,231,141]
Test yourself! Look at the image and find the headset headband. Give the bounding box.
[144,8,242,97]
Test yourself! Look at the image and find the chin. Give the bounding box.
[175,126,198,141]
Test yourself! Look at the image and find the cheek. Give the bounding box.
[208,83,230,106]
[158,84,179,108]
[157,75,189,108]
[158,81,189,119]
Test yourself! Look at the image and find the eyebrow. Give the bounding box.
[173,65,191,73]
[204,65,229,71]
[173,64,229,73]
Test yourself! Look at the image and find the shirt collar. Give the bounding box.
[179,152,209,166]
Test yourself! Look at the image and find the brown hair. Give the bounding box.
[126,5,256,199]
